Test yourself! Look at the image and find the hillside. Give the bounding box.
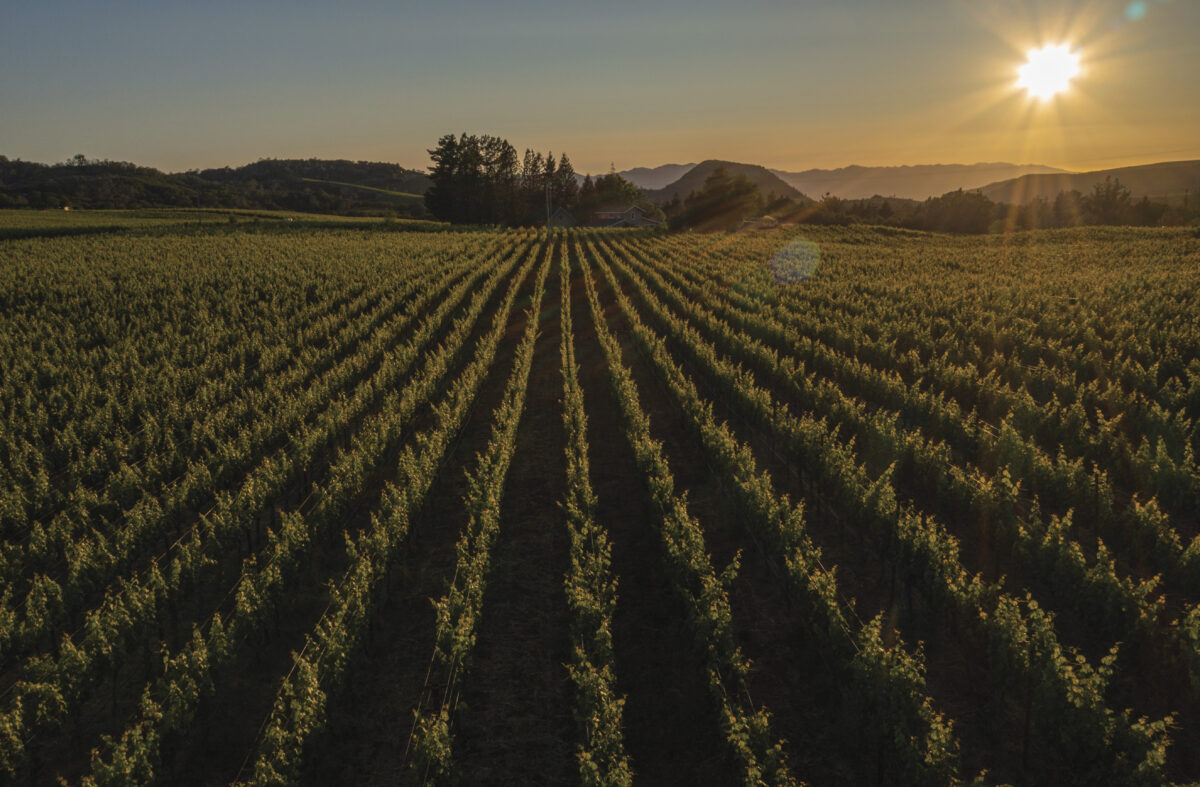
[770,162,1066,200]
[977,159,1200,204]
[0,157,198,209]
[617,163,696,190]
[197,158,431,195]
[648,160,809,203]
[0,156,431,215]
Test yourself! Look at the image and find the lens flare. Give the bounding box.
[769,238,820,284]
[1017,44,1081,100]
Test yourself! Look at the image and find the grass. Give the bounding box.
[0,208,443,240]
[300,178,426,207]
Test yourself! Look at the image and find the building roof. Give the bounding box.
[594,204,642,216]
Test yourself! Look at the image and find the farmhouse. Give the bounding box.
[549,206,576,227]
[591,204,661,228]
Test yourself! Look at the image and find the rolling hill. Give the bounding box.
[648,160,810,203]
[616,163,697,190]
[769,162,1066,200]
[0,156,431,214]
[976,160,1200,205]
[198,158,430,195]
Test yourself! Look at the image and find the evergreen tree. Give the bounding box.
[592,171,641,206]
[520,149,545,223]
[556,153,580,211]
[662,192,683,220]
[455,133,485,223]
[424,134,460,222]
[914,189,994,234]
[482,135,519,224]
[1054,190,1084,227]
[1084,176,1131,225]
[425,133,589,226]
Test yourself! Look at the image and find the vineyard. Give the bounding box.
[0,221,1198,785]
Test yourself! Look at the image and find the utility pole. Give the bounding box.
[546,181,552,237]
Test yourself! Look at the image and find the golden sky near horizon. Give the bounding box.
[1,0,1196,174]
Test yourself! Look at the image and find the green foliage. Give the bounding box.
[0,154,430,215]
[559,246,632,785]
[668,166,763,232]
[408,241,552,782]
[425,133,581,225]
[578,235,795,785]
[915,189,995,234]
[0,224,1197,784]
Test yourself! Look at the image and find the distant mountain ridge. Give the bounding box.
[616,163,696,190]
[7,151,1196,217]
[976,160,1200,205]
[647,160,810,204]
[769,163,1067,200]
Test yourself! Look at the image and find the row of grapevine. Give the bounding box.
[0,233,481,540]
[0,239,497,669]
[675,229,1198,427]
[577,236,794,785]
[589,232,1171,783]
[582,236,962,784]
[2,223,1195,783]
[0,235,533,781]
[0,234,513,701]
[233,240,550,786]
[652,235,1199,594]
[0,236,487,578]
[0,271,365,546]
[407,241,552,782]
[608,236,1198,683]
[77,237,538,785]
[660,231,1199,524]
[623,235,1200,706]
[558,244,632,784]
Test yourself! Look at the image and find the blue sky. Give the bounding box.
[2,0,1196,173]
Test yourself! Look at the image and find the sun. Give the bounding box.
[1017,44,1081,100]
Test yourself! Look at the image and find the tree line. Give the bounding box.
[0,155,430,216]
[661,168,1198,234]
[423,133,663,226]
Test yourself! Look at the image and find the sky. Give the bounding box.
[2,0,1197,175]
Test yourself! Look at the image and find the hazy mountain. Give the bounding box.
[977,160,1200,204]
[648,160,809,203]
[770,163,1066,200]
[616,163,697,190]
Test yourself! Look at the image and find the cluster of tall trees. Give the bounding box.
[579,170,663,223]
[424,133,665,226]
[1002,177,1176,230]
[424,133,579,225]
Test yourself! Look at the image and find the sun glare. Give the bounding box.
[1017,44,1081,100]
